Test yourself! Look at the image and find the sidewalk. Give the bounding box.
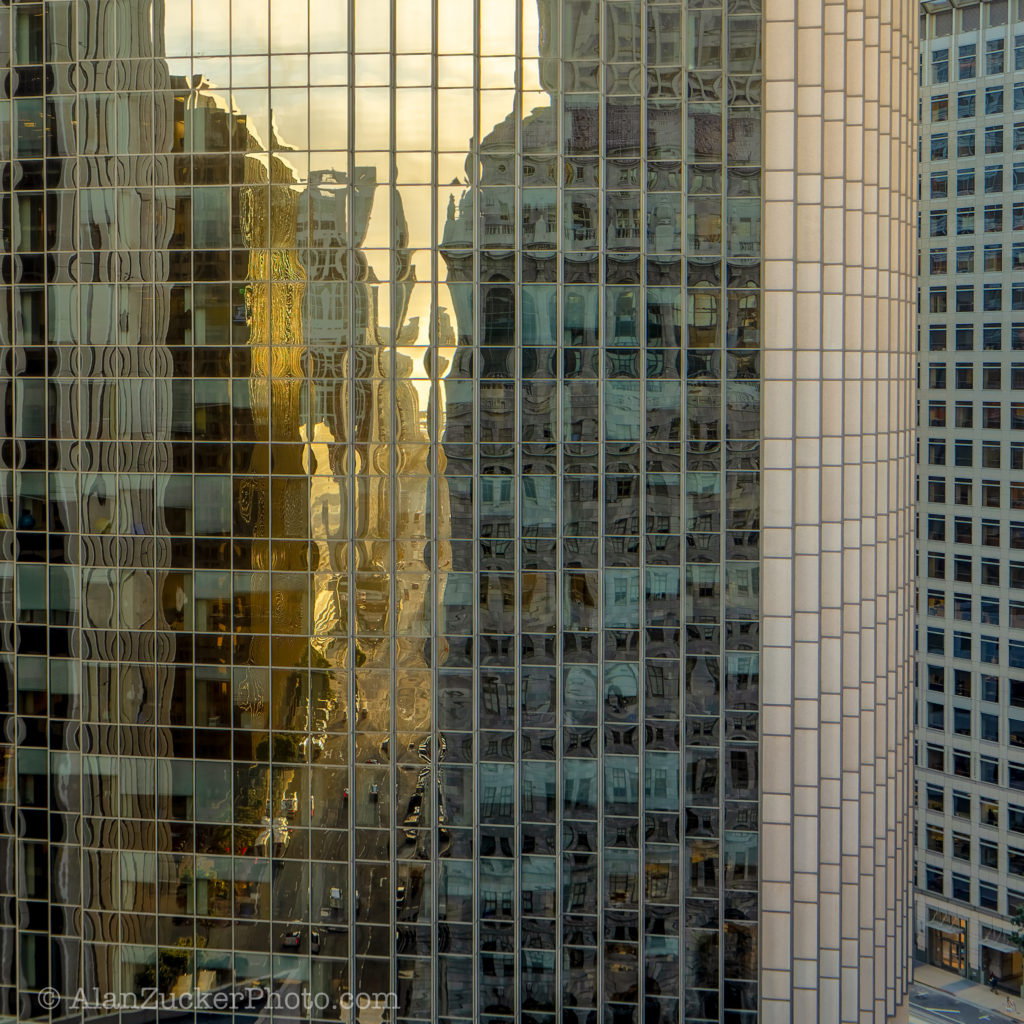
[915,962,1024,1020]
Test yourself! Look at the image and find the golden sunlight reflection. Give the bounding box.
[158,0,539,889]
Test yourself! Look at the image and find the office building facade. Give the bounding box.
[916,0,1024,988]
[0,0,914,1021]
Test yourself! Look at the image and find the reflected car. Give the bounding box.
[281,930,302,949]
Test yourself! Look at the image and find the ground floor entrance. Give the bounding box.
[981,935,1022,992]
[928,918,966,974]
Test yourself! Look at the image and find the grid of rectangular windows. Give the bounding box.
[917,0,1024,974]
[0,0,764,1021]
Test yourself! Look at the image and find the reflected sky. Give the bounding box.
[162,0,545,416]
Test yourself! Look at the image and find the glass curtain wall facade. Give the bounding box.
[437,3,762,1022]
[0,0,914,1022]
[916,0,1024,989]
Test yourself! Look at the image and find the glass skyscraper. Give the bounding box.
[0,1,916,1022]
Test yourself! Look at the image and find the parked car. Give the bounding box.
[281,930,302,950]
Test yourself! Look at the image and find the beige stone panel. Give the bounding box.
[763,1,914,1015]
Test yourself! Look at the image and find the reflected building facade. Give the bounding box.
[0,0,914,1022]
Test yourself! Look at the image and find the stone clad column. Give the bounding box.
[760,1,917,1021]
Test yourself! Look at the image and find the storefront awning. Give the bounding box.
[928,922,963,937]
[981,938,1018,955]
